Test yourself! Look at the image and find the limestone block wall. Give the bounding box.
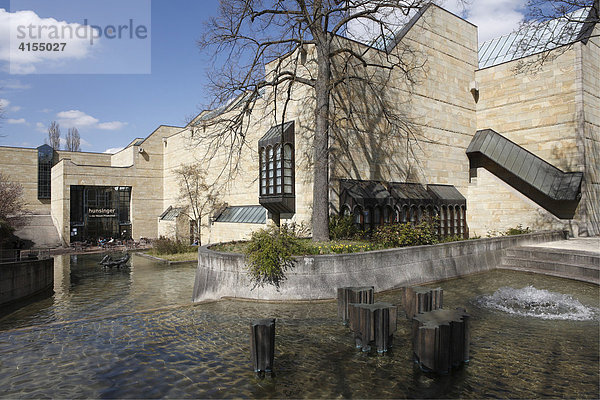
[56,151,111,167]
[111,146,135,167]
[0,147,113,215]
[0,147,48,214]
[397,5,477,190]
[51,159,163,245]
[329,5,478,210]
[579,26,600,235]
[472,25,599,236]
[208,222,266,244]
[467,169,572,237]
[475,48,580,167]
[161,91,314,244]
[50,160,67,244]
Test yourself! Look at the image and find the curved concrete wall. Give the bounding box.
[193,231,567,302]
[0,258,54,310]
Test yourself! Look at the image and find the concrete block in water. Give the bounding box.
[337,286,374,324]
[412,308,470,374]
[250,318,275,374]
[349,302,397,353]
[403,286,443,319]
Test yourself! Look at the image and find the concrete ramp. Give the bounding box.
[467,129,583,219]
[14,214,62,249]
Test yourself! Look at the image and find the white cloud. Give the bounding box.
[57,110,99,127]
[41,108,51,113]
[9,105,22,112]
[0,98,10,108]
[0,8,100,74]
[6,118,26,124]
[97,121,127,131]
[55,109,126,131]
[465,0,526,43]
[35,122,46,132]
[104,147,124,154]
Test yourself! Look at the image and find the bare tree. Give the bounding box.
[0,172,24,238]
[47,121,61,150]
[65,127,81,152]
[197,0,440,241]
[516,0,599,70]
[174,163,224,245]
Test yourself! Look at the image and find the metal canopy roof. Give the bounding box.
[427,185,466,204]
[258,121,295,147]
[478,6,594,69]
[159,206,185,221]
[215,206,267,224]
[389,182,432,202]
[340,179,466,208]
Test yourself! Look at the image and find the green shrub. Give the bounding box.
[152,236,195,255]
[502,224,531,236]
[372,221,439,248]
[329,215,359,240]
[244,224,308,289]
[487,224,532,237]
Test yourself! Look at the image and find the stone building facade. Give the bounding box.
[1,4,598,247]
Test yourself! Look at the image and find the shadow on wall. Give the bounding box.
[324,41,430,214]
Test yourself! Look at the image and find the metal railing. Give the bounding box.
[0,248,51,264]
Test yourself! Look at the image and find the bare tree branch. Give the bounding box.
[47,121,61,150]
[66,127,81,152]
[195,0,451,241]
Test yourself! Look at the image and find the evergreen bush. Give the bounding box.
[244,224,308,289]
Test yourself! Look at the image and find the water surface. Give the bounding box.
[0,254,598,398]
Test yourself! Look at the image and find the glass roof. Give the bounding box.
[478,7,591,69]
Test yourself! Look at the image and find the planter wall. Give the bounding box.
[193,231,567,302]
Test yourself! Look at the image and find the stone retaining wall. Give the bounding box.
[0,258,54,310]
[193,231,567,302]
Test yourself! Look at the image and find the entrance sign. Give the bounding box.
[88,208,117,218]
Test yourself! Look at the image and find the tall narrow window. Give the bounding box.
[267,146,274,194]
[283,144,293,194]
[260,148,267,195]
[37,145,54,199]
[275,145,282,194]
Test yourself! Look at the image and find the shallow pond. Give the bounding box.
[0,254,598,398]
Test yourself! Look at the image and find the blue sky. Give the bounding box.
[0,0,527,154]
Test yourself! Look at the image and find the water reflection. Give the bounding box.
[0,253,197,331]
[0,256,598,399]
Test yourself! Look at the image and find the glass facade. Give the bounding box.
[37,145,54,199]
[70,186,132,243]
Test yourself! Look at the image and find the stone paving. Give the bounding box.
[525,237,600,254]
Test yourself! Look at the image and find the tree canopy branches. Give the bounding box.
[196,0,438,240]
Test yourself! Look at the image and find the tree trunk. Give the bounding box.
[312,39,331,242]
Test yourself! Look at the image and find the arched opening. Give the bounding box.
[353,206,363,229]
[341,205,351,217]
[373,206,381,228]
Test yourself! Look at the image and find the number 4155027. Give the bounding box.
[18,42,67,51]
